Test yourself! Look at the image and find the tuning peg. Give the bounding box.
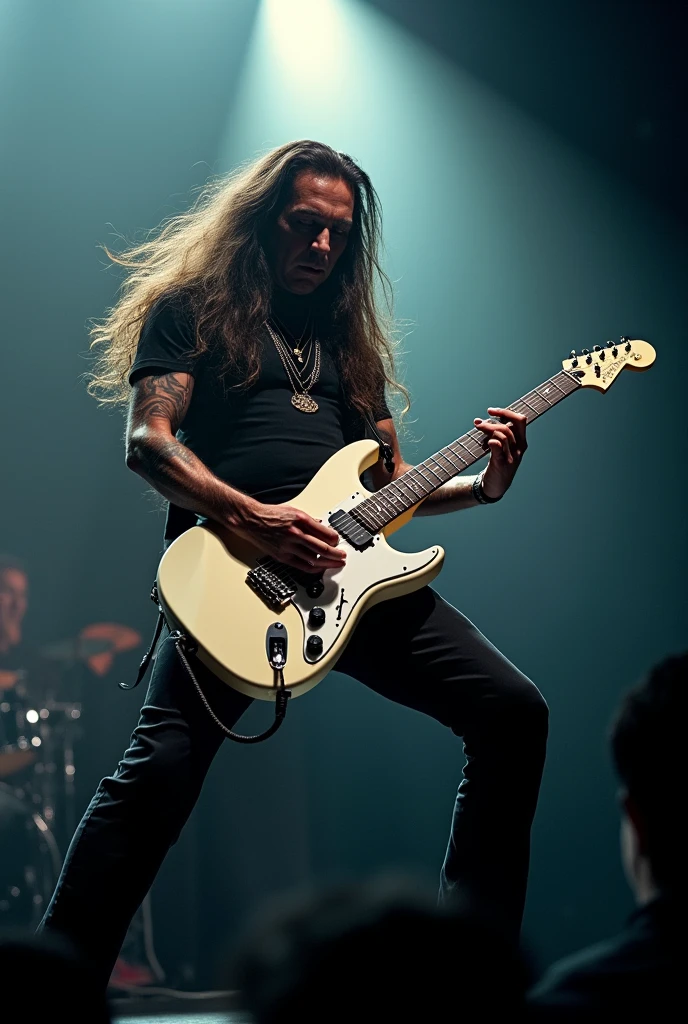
[612,347,618,357]
[606,340,614,347]
[625,341,632,352]
[599,348,605,360]
[569,349,578,367]
[582,349,589,354]
[595,364,601,378]
[593,345,601,352]
[586,354,593,365]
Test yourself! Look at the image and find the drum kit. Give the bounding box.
[0,634,128,929]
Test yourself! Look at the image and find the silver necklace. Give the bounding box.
[268,318,315,375]
[271,313,313,363]
[268,319,317,382]
[266,320,321,413]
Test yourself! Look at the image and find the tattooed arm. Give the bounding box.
[126,372,344,567]
[125,372,255,528]
[125,373,343,570]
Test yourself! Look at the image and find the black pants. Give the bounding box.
[41,587,548,986]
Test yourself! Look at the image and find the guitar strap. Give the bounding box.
[363,410,395,474]
[118,584,164,692]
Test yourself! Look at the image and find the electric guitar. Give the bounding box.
[157,338,655,701]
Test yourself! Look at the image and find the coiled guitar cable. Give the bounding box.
[119,584,290,744]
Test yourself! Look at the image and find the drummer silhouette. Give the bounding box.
[0,552,152,987]
[0,553,28,679]
[0,553,140,778]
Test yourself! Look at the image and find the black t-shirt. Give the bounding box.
[129,294,390,541]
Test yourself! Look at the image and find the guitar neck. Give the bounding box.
[352,369,582,532]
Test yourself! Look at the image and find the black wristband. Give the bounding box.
[472,471,502,504]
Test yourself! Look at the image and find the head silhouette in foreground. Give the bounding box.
[234,877,530,1023]
[531,652,687,1018]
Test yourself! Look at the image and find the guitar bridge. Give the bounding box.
[246,559,297,610]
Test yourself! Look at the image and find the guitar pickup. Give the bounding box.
[328,509,375,550]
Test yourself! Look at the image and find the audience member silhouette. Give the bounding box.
[0,930,110,1022]
[234,876,530,1022]
[530,652,687,1018]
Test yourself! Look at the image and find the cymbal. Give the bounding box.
[40,623,142,679]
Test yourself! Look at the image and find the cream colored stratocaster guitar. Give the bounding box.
[157,338,655,702]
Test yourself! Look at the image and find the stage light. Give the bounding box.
[219,0,355,155]
[263,0,345,70]
[26,709,39,723]
[31,736,42,747]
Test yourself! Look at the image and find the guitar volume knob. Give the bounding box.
[306,635,324,658]
[308,606,326,629]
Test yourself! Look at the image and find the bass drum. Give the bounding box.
[0,782,61,928]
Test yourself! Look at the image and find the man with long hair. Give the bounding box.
[41,141,547,985]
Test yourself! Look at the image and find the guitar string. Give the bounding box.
[353,369,582,530]
[249,355,638,590]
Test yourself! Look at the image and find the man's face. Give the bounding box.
[266,170,355,294]
[0,568,28,650]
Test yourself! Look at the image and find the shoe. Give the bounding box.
[108,956,156,990]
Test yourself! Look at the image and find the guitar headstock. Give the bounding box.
[563,338,656,391]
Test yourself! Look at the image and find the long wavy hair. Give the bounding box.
[88,140,409,419]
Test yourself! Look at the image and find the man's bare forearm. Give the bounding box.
[127,426,479,526]
[412,475,481,516]
[126,431,255,528]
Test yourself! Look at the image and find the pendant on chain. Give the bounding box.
[291,393,319,413]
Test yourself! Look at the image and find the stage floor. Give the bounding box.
[112,993,245,1022]
[116,1017,235,1024]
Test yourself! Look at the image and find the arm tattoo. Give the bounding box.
[132,373,192,432]
[156,440,196,466]
[137,438,197,478]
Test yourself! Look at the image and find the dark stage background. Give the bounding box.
[1,0,686,986]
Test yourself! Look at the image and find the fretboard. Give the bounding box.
[351,369,581,532]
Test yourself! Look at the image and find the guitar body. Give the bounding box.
[157,440,444,701]
[156,339,656,703]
